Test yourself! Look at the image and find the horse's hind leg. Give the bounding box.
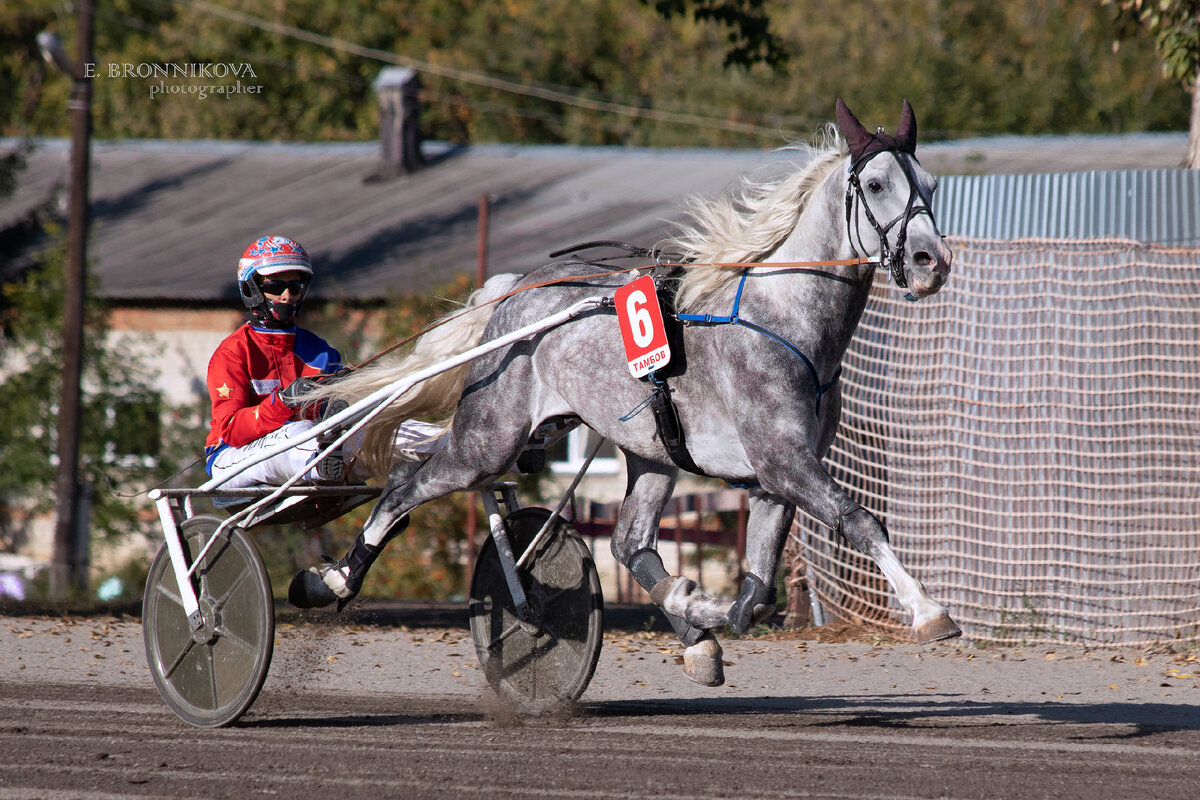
[612,454,727,686]
[290,403,530,609]
[726,491,794,635]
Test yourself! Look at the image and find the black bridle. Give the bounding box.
[844,146,938,300]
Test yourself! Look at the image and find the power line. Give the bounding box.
[98,2,591,136]
[96,4,613,139]
[166,0,806,140]
[94,4,373,91]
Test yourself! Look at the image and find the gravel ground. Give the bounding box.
[3,608,1199,800]
[3,608,1197,711]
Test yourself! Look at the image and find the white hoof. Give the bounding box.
[682,632,725,687]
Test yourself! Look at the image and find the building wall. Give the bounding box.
[4,301,730,597]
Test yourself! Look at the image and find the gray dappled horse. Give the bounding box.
[292,99,959,686]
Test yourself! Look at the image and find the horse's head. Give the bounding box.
[836,98,952,301]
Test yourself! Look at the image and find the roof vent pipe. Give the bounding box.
[372,67,424,177]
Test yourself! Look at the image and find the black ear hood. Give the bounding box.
[836,98,918,167]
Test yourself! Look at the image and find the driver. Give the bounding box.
[204,235,346,489]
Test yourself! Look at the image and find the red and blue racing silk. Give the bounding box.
[204,323,342,473]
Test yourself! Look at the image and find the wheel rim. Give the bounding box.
[143,516,274,727]
[469,509,603,712]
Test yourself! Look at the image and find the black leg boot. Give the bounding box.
[288,517,408,610]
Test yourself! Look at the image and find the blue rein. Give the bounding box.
[675,269,841,414]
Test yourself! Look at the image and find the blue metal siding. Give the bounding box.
[934,169,1200,244]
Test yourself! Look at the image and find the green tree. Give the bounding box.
[3,0,1187,147]
[0,225,193,589]
[643,0,790,68]
[1104,0,1200,166]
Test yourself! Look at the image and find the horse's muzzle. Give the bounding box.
[905,239,952,299]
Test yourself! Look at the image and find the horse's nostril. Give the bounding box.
[914,250,934,268]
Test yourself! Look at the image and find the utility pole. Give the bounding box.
[464,194,489,593]
[51,0,95,599]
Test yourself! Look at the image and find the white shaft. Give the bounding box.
[199,296,607,492]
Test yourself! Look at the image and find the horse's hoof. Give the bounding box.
[913,614,962,643]
[682,632,725,687]
[288,567,338,609]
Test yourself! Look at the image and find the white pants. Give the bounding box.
[209,419,444,489]
[210,421,324,490]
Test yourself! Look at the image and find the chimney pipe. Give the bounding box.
[373,67,424,177]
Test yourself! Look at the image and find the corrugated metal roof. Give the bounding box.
[935,168,1200,244]
[0,132,1190,302]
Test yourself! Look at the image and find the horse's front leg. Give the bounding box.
[768,449,961,643]
[726,490,794,635]
[612,453,726,686]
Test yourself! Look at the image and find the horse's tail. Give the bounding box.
[308,272,522,479]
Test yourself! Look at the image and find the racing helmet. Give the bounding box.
[237,235,313,327]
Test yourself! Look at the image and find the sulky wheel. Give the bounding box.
[469,508,604,714]
[143,514,274,727]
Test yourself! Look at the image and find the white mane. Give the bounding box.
[666,126,847,314]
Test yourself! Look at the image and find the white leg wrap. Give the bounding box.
[318,563,354,600]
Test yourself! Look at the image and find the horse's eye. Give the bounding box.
[867,179,883,194]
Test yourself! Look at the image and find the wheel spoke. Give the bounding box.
[537,620,565,646]
[195,533,229,599]
[487,620,523,650]
[160,636,196,680]
[205,642,219,707]
[210,568,251,613]
[153,580,184,610]
[539,586,571,605]
[214,623,260,658]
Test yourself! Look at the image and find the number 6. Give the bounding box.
[626,290,654,348]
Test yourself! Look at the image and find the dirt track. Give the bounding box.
[2,607,1199,799]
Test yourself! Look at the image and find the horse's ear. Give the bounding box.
[895,99,917,154]
[836,98,873,161]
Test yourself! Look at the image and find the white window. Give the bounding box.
[547,426,620,475]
